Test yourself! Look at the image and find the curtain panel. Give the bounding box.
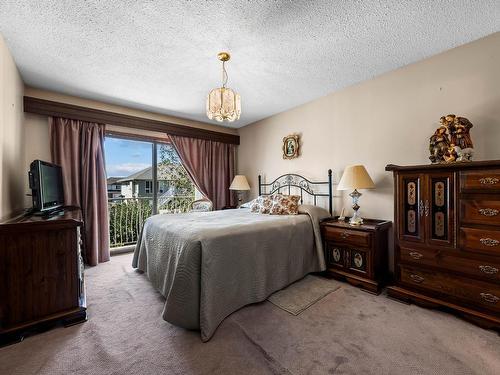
[170,135,236,210]
[49,117,110,266]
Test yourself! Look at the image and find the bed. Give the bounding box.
[132,171,333,341]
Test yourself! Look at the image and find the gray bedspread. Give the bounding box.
[132,205,329,341]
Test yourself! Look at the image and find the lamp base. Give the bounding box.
[349,189,364,226]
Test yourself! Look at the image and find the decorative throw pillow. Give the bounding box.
[250,198,261,213]
[258,195,274,214]
[269,195,300,215]
[250,195,280,214]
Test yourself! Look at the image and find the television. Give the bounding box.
[29,160,65,213]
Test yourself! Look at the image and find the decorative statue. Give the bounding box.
[429,114,474,163]
[429,125,449,164]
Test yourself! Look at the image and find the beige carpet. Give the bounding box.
[267,275,341,315]
[0,253,499,375]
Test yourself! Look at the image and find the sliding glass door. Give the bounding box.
[104,135,195,248]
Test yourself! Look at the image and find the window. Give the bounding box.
[104,135,197,248]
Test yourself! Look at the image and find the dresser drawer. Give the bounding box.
[322,227,371,248]
[399,246,500,282]
[460,227,500,256]
[461,199,500,226]
[460,170,500,193]
[400,266,500,313]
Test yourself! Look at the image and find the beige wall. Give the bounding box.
[0,34,25,218]
[238,32,500,224]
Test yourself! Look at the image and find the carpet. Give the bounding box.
[267,275,341,315]
[0,252,499,375]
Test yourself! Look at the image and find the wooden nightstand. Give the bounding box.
[320,218,392,294]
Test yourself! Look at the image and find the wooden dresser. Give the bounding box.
[0,207,87,344]
[321,218,392,294]
[386,161,500,330]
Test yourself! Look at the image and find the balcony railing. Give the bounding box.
[108,195,195,248]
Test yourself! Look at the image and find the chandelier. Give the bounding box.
[206,52,241,122]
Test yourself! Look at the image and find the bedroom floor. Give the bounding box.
[1,253,499,375]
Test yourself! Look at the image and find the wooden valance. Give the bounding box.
[24,96,240,145]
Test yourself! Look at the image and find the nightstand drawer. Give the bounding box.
[322,227,371,248]
[400,266,500,313]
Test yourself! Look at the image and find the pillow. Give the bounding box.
[250,198,261,213]
[250,195,279,214]
[270,195,300,215]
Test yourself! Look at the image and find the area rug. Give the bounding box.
[267,275,341,315]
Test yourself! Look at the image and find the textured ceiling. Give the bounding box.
[1,1,499,127]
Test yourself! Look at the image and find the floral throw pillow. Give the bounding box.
[250,198,261,213]
[270,195,300,215]
[250,195,279,214]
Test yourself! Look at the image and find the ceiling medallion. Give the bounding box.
[206,52,241,122]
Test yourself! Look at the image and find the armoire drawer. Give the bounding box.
[460,227,500,256]
[461,199,500,226]
[460,170,500,193]
[400,266,500,313]
[399,246,500,282]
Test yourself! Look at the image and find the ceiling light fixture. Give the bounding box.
[206,52,241,122]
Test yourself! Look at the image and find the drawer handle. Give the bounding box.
[480,292,500,304]
[340,232,350,239]
[478,208,499,217]
[479,177,499,185]
[480,238,500,247]
[409,251,423,260]
[479,265,499,275]
[409,274,425,283]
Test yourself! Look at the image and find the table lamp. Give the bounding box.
[229,175,250,206]
[337,165,375,225]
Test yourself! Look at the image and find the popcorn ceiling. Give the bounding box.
[0,0,498,127]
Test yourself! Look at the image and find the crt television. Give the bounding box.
[28,160,65,212]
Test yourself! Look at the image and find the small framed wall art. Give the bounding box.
[282,134,300,160]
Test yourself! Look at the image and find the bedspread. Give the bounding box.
[132,205,329,341]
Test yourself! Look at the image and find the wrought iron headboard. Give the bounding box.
[258,170,333,215]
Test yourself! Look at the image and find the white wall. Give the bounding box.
[238,32,500,223]
[0,34,25,218]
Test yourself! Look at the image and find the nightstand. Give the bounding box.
[320,218,392,294]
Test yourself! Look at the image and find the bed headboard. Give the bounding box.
[258,170,333,215]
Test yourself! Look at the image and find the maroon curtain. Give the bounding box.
[49,117,110,266]
[170,135,236,210]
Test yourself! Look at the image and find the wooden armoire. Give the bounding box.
[386,161,500,330]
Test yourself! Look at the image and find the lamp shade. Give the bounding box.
[337,165,375,191]
[229,175,250,191]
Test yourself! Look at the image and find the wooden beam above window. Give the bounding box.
[24,96,240,145]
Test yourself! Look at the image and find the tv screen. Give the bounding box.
[29,160,64,212]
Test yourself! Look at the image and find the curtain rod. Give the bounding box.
[24,96,240,145]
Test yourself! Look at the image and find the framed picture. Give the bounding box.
[282,134,300,160]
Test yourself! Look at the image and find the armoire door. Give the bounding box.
[426,172,455,247]
[398,173,425,243]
